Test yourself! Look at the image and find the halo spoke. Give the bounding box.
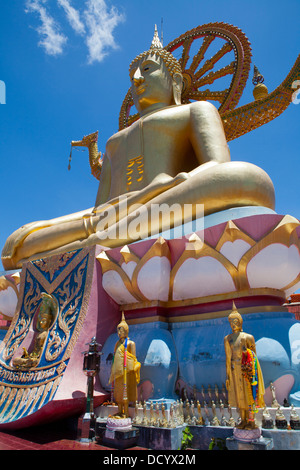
[180,37,194,71]
[188,35,215,74]
[195,42,233,80]
[195,61,236,88]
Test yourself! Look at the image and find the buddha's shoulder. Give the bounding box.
[241,331,255,341]
[106,126,129,150]
[188,100,219,113]
[165,101,219,117]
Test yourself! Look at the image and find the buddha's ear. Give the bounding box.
[172,72,183,105]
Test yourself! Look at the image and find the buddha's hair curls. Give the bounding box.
[129,48,182,79]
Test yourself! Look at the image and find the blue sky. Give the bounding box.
[0,0,299,272]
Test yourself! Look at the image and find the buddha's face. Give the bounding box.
[130,54,174,114]
[38,312,52,331]
[117,325,127,340]
[229,314,242,333]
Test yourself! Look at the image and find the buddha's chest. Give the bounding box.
[229,334,248,357]
[125,114,188,157]
[109,109,191,192]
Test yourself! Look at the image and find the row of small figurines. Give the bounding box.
[132,399,300,430]
[180,381,292,413]
[132,399,235,428]
[180,384,228,408]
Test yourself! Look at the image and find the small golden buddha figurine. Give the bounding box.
[201,385,206,404]
[262,406,274,429]
[270,382,280,408]
[221,383,228,406]
[13,293,57,369]
[185,400,191,424]
[159,403,168,427]
[275,406,287,429]
[227,404,236,427]
[109,313,141,417]
[214,384,220,406]
[211,401,221,426]
[141,402,149,426]
[179,399,184,425]
[289,404,300,430]
[196,400,204,425]
[203,403,210,425]
[191,403,197,425]
[169,403,176,428]
[220,402,228,426]
[154,402,160,426]
[2,27,275,270]
[224,302,265,429]
[149,401,156,426]
[133,401,141,425]
[207,385,213,406]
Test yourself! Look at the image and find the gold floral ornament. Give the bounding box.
[252,65,269,101]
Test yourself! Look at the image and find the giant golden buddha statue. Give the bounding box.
[2,26,276,270]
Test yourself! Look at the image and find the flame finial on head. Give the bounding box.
[228,301,243,329]
[118,311,129,336]
[150,24,163,50]
[129,26,182,78]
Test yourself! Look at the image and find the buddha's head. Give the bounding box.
[129,26,183,114]
[117,312,129,339]
[228,302,243,332]
[36,293,57,332]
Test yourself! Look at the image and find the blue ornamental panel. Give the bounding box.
[0,248,93,424]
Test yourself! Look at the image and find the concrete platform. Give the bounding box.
[226,436,274,450]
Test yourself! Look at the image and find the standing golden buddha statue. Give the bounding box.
[109,313,141,417]
[224,302,265,430]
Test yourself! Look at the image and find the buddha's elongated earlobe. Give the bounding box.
[172,73,183,105]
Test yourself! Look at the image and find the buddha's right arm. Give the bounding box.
[94,153,112,206]
[189,101,231,166]
[224,337,231,384]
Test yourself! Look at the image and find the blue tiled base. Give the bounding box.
[262,428,300,450]
[102,426,139,449]
[136,425,185,450]
[96,419,300,450]
[226,436,273,450]
[188,425,232,449]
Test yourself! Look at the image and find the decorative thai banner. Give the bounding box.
[0,248,94,424]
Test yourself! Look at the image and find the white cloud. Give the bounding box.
[25,0,125,63]
[57,0,86,36]
[84,0,125,64]
[25,0,67,56]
